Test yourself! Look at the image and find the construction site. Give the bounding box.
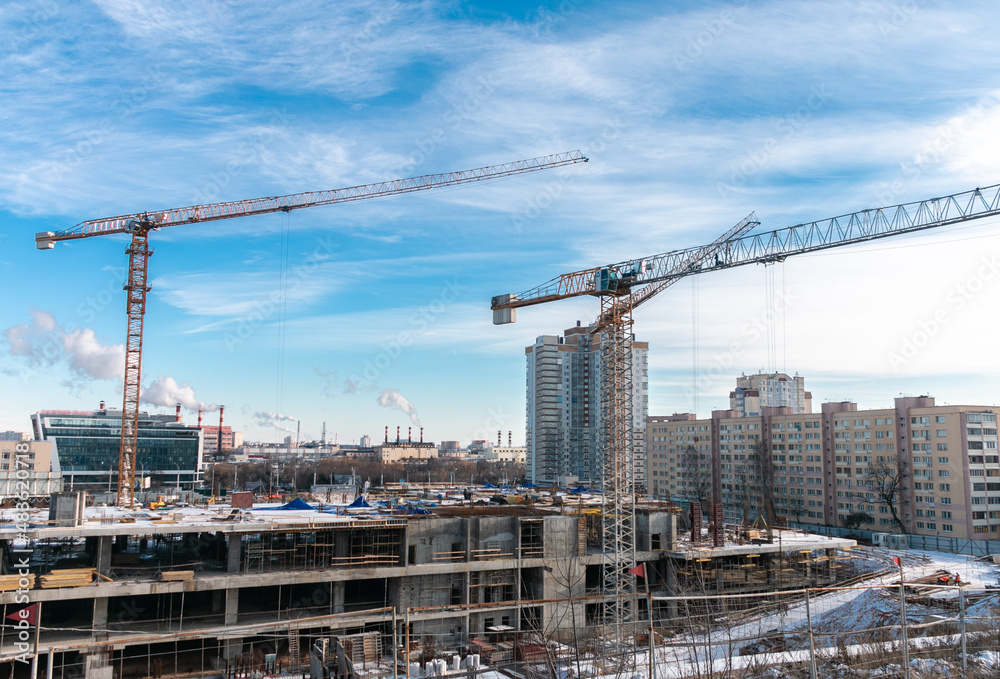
[0,490,875,679]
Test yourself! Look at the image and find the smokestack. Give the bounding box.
[508,431,512,446]
[99,400,105,410]
[420,427,424,443]
[296,420,300,449]
[218,406,225,454]
[385,426,388,443]
[408,427,412,443]
[498,430,501,445]
[175,403,182,423]
[198,409,203,427]
[396,426,400,444]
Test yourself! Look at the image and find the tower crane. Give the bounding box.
[36,150,588,508]
[491,181,1000,639]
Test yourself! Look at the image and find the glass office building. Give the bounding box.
[31,406,204,488]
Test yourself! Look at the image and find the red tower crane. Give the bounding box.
[36,151,588,507]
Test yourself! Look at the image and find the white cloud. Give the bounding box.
[4,309,124,381]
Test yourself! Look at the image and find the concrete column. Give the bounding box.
[227,535,242,573]
[225,589,238,626]
[92,597,109,634]
[333,581,345,614]
[95,536,112,575]
[81,654,113,679]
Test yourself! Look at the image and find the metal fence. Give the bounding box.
[643,580,1000,679]
[788,522,1000,558]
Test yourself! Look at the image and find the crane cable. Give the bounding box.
[275,212,291,441]
[691,276,699,415]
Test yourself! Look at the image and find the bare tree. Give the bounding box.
[866,457,909,533]
[680,445,712,511]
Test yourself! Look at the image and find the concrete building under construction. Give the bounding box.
[0,496,855,679]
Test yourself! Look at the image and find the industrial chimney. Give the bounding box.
[99,400,105,410]
[175,403,182,423]
[396,426,400,444]
[385,425,388,443]
[408,427,412,444]
[420,427,424,443]
[497,430,501,445]
[198,409,203,427]
[218,405,225,454]
[508,431,512,446]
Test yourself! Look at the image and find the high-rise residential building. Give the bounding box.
[647,394,1000,541]
[730,372,811,417]
[31,405,204,489]
[525,321,648,487]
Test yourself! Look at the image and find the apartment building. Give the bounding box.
[525,322,648,488]
[647,395,1000,541]
[729,372,811,416]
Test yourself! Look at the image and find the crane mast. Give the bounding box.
[493,181,1000,646]
[37,151,588,508]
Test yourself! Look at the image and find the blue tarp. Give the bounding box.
[274,498,314,510]
[483,482,497,489]
[348,496,371,508]
[570,485,590,494]
[398,505,432,515]
[521,482,537,488]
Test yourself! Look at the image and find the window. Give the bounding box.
[939,470,949,477]
[939,483,950,491]
[936,416,946,423]
[943,524,953,532]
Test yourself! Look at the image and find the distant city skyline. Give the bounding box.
[3,1,1000,444]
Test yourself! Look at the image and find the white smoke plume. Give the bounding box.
[140,376,218,412]
[254,411,298,434]
[4,309,124,380]
[377,388,420,426]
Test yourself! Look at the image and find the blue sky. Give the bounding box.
[3,0,1000,445]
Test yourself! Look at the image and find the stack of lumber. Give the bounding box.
[39,568,95,588]
[159,570,194,582]
[0,573,34,591]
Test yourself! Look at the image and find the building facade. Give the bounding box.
[0,439,60,498]
[525,322,648,488]
[31,406,204,489]
[647,394,1000,541]
[729,372,811,417]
